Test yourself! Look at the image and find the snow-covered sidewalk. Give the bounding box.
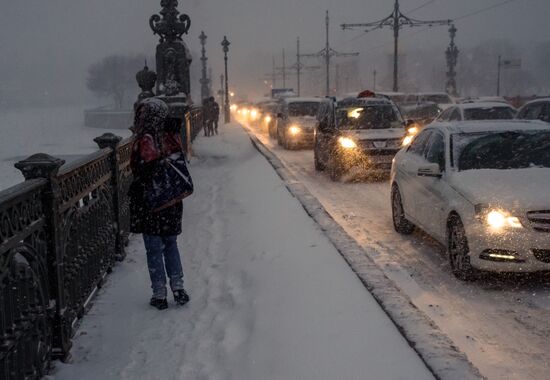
[52,124,433,380]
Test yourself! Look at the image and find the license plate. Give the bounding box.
[373,141,387,148]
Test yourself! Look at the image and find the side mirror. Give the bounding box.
[418,163,442,178]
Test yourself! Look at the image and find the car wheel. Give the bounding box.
[314,146,325,171]
[329,155,343,181]
[391,185,415,234]
[448,216,477,281]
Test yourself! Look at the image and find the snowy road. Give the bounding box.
[52,124,434,380]
[244,122,550,380]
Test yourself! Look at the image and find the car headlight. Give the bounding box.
[264,115,272,123]
[408,125,420,135]
[486,210,523,229]
[289,125,301,135]
[402,135,414,147]
[338,137,357,149]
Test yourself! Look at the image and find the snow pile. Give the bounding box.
[51,124,434,380]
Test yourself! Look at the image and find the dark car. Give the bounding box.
[314,97,409,181]
[516,98,550,123]
[275,98,322,149]
[256,101,279,138]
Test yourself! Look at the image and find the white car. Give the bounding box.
[416,92,455,111]
[390,121,550,280]
[437,102,517,122]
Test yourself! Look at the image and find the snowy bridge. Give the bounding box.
[0,116,484,379]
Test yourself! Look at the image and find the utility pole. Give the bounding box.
[497,55,502,97]
[199,31,210,100]
[222,36,231,123]
[290,37,321,96]
[445,24,459,97]
[335,64,341,95]
[265,49,300,91]
[373,69,377,91]
[303,11,359,96]
[296,39,302,95]
[342,0,451,92]
[219,74,225,109]
[282,49,287,88]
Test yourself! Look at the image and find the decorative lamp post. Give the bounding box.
[135,63,158,107]
[222,36,231,123]
[445,24,459,97]
[199,31,210,100]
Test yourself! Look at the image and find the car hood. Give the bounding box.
[450,168,550,211]
[344,128,406,140]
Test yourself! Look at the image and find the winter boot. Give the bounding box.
[150,298,168,310]
[173,289,190,306]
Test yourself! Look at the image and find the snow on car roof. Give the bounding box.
[285,97,324,104]
[376,91,406,96]
[430,120,550,134]
[417,92,450,96]
[522,97,550,107]
[456,102,516,110]
[337,97,394,107]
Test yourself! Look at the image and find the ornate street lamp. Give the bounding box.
[222,36,231,123]
[199,31,210,100]
[445,24,459,97]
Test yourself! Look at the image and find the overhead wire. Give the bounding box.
[348,0,524,53]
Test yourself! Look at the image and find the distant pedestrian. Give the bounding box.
[129,98,191,310]
[203,97,215,137]
[211,97,220,135]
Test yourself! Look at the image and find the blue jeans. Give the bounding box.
[143,235,185,299]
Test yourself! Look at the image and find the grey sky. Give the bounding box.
[0,0,548,102]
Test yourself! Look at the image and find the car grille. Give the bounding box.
[359,139,402,149]
[527,211,550,233]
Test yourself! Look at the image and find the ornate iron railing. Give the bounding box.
[0,106,203,380]
[0,180,52,380]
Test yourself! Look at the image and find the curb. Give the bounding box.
[246,129,484,380]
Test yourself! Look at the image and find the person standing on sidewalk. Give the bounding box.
[129,98,190,310]
[211,97,220,135]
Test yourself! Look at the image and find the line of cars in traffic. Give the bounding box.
[234,94,550,280]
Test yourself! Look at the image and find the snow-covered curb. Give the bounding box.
[246,130,484,380]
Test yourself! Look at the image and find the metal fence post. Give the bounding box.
[14,153,71,360]
[94,133,125,261]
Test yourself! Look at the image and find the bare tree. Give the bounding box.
[87,54,147,109]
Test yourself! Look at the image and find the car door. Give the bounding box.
[396,129,433,223]
[540,103,550,122]
[415,131,449,241]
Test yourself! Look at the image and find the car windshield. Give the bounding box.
[464,107,516,120]
[288,102,320,117]
[336,105,403,130]
[453,130,550,171]
[422,95,452,104]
